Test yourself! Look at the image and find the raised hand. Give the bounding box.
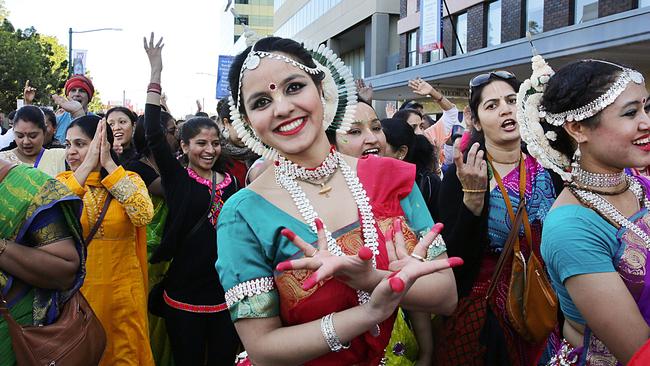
[408,78,444,101]
[144,32,164,75]
[51,94,83,115]
[276,218,378,292]
[23,80,36,105]
[385,102,396,118]
[99,119,118,174]
[356,79,373,103]
[453,139,488,215]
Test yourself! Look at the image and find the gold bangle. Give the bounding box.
[0,239,8,257]
[462,188,486,194]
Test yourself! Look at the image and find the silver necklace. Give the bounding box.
[275,149,379,305]
[571,177,650,247]
[572,165,626,188]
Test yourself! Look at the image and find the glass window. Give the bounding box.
[575,0,598,24]
[236,0,249,3]
[454,12,467,55]
[487,1,501,47]
[235,15,249,25]
[407,30,418,67]
[640,0,650,7]
[526,0,544,34]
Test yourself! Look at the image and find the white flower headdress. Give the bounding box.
[517,36,644,181]
[228,38,357,160]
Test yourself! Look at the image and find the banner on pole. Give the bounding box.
[72,49,88,75]
[420,0,442,52]
[216,55,234,99]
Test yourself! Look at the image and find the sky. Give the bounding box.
[5,0,236,118]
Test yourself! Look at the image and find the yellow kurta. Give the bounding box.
[57,167,154,366]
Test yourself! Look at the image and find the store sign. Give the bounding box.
[420,0,442,52]
[216,55,234,99]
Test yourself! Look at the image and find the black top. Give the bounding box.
[437,163,490,298]
[417,168,442,222]
[119,146,138,166]
[125,159,159,187]
[145,103,237,305]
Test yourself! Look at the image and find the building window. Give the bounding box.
[487,0,502,47]
[526,0,544,35]
[407,30,419,67]
[454,12,467,55]
[342,47,365,79]
[640,0,650,7]
[235,0,248,4]
[575,0,598,24]
[234,15,249,25]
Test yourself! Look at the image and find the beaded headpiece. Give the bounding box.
[517,40,645,181]
[228,40,358,160]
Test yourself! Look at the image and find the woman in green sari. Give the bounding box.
[0,159,85,365]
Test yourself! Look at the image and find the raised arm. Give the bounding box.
[143,33,185,180]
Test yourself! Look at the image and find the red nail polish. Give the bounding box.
[315,218,324,231]
[276,261,292,271]
[431,222,444,234]
[389,277,405,293]
[447,257,464,268]
[387,270,400,279]
[358,246,373,261]
[301,273,319,291]
[281,228,296,241]
[392,218,401,234]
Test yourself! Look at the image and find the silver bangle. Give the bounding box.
[320,312,350,352]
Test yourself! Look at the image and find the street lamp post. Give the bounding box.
[68,27,123,77]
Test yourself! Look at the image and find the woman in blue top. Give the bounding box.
[216,36,461,366]
[518,54,650,365]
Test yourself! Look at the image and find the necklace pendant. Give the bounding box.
[319,184,332,197]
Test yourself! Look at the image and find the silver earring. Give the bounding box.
[571,145,581,176]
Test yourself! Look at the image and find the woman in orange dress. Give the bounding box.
[57,115,154,365]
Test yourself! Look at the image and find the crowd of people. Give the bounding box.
[0,30,649,366]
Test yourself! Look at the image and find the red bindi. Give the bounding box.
[269,83,277,91]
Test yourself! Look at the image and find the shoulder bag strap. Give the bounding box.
[185,172,217,240]
[485,153,530,300]
[85,195,112,245]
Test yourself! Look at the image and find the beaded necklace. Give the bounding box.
[274,148,379,305]
[187,168,232,227]
[570,176,650,247]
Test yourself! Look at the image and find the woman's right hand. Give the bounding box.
[453,139,487,215]
[143,32,164,77]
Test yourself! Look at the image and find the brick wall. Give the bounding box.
[467,3,486,51]
[502,0,524,42]
[599,0,636,17]
[544,0,572,31]
[442,17,454,56]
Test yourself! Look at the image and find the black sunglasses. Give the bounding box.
[469,70,516,88]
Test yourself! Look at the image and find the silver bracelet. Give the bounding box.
[320,312,350,352]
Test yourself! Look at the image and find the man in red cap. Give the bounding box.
[52,74,96,142]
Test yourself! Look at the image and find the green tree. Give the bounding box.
[0,19,68,113]
[84,70,103,113]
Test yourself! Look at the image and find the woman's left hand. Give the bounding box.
[98,119,118,174]
[386,219,444,272]
[276,218,380,292]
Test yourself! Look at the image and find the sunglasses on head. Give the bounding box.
[469,70,516,88]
